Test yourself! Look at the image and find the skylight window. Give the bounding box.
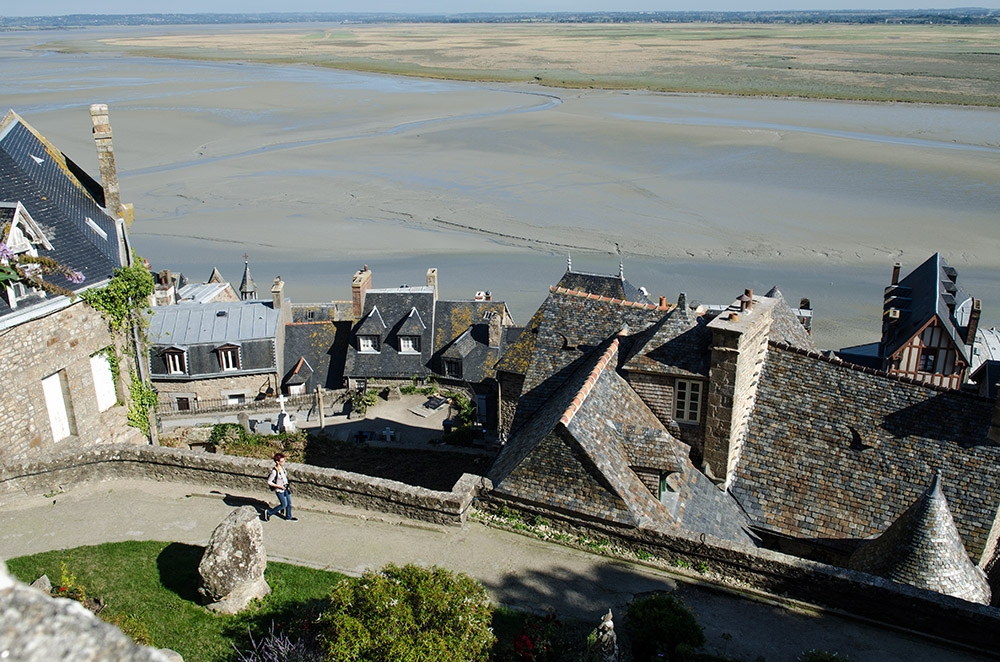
[85,217,108,240]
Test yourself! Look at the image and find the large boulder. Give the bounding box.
[197,506,270,614]
[0,559,175,661]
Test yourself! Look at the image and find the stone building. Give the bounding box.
[494,264,1000,604]
[147,282,287,412]
[0,107,147,465]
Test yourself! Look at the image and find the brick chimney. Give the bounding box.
[352,265,372,319]
[891,262,901,285]
[89,104,133,225]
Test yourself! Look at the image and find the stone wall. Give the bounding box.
[0,301,145,466]
[0,445,481,527]
[480,494,1000,653]
[626,372,706,462]
[154,373,276,410]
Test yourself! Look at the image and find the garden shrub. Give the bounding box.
[317,563,495,662]
[625,593,705,661]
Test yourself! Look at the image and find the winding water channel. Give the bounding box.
[3,26,999,350]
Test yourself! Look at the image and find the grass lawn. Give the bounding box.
[6,541,340,662]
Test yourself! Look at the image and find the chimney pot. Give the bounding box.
[659,296,667,309]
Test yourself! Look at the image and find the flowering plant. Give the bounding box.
[0,240,84,298]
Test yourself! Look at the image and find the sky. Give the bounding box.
[8,1,1000,16]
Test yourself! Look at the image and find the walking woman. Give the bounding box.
[264,452,296,521]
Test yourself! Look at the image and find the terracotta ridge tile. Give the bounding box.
[560,338,620,426]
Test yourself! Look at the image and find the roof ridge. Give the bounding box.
[549,285,672,311]
[768,341,992,401]
[559,338,620,427]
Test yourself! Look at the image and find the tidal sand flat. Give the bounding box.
[5,26,1000,349]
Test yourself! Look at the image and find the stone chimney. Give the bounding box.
[271,276,285,311]
[426,268,438,303]
[967,298,982,346]
[352,265,372,319]
[488,312,502,348]
[891,262,902,286]
[702,292,777,486]
[89,104,133,225]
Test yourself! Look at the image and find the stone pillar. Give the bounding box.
[426,267,439,304]
[317,386,325,430]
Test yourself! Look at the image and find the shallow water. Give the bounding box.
[4,26,999,350]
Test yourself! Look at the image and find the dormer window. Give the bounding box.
[164,349,187,375]
[399,335,421,354]
[443,358,463,379]
[359,335,381,353]
[217,345,241,371]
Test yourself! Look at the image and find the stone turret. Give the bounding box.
[849,473,991,605]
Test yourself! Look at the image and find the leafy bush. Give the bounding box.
[625,593,704,662]
[317,563,496,662]
[350,388,380,416]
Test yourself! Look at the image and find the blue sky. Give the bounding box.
[11,1,1000,15]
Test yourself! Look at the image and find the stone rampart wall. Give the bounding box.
[0,445,481,527]
[480,494,1000,654]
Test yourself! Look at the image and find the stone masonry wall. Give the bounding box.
[481,494,1000,653]
[0,445,481,527]
[626,372,706,461]
[0,301,145,466]
[154,373,277,408]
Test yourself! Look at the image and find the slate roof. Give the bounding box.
[283,320,349,391]
[0,111,124,322]
[491,337,755,544]
[498,286,669,434]
[849,473,991,605]
[881,253,975,364]
[148,300,280,346]
[622,309,710,378]
[730,342,1000,560]
[433,300,509,354]
[557,267,652,304]
[345,287,436,379]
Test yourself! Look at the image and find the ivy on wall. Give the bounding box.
[81,257,157,435]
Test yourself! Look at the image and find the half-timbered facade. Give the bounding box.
[880,254,980,390]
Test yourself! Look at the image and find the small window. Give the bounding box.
[359,335,380,353]
[919,351,936,373]
[443,359,463,379]
[165,350,186,375]
[218,347,240,371]
[400,335,421,354]
[227,393,246,406]
[674,379,702,424]
[176,397,191,412]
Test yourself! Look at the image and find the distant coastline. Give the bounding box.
[24,17,1000,107]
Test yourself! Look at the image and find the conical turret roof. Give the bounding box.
[849,472,991,604]
[239,256,257,300]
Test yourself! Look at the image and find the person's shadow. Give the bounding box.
[213,491,272,517]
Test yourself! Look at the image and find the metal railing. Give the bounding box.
[156,392,326,418]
